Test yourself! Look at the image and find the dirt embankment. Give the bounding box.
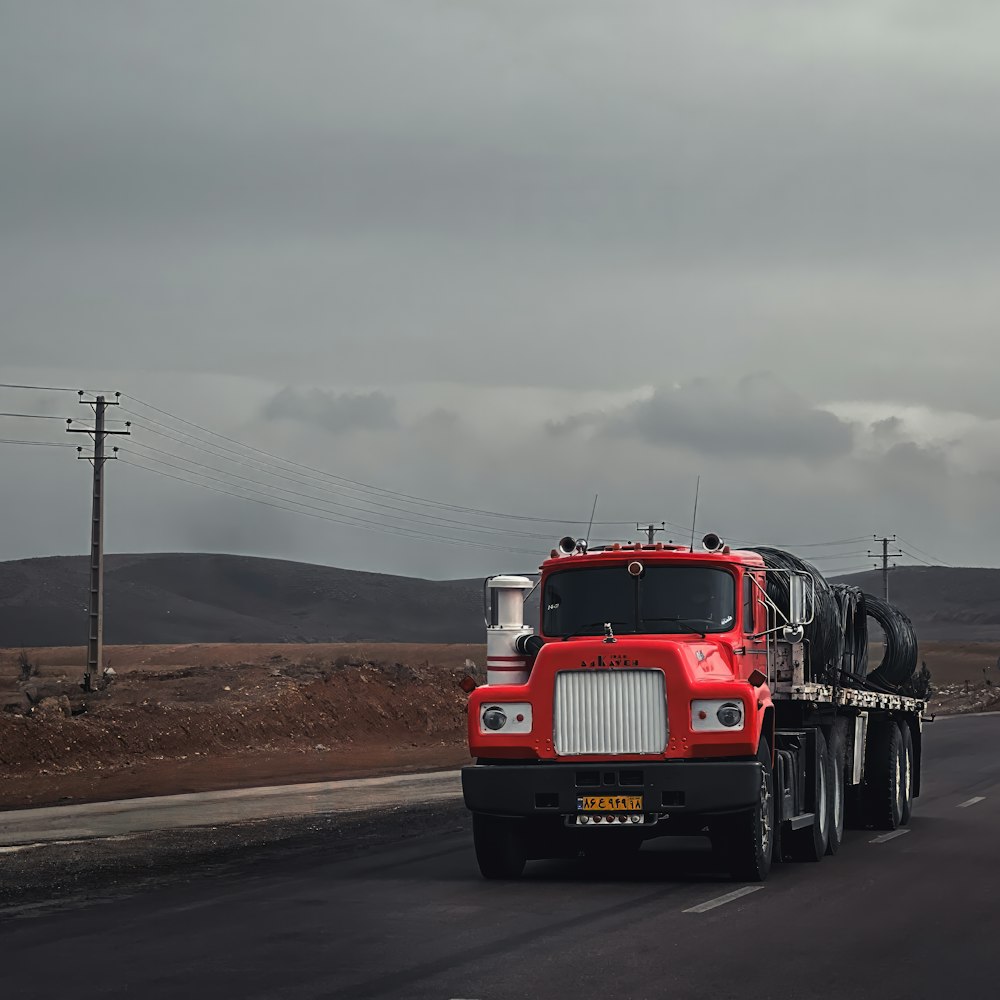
[2,640,996,810]
[0,643,484,809]
[917,641,1000,715]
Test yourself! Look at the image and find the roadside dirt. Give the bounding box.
[0,643,483,809]
[2,639,996,810]
[917,640,1000,715]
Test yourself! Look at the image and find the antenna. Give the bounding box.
[689,475,701,550]
[585,493,599,547]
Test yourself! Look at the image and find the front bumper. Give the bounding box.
[462,759,762,818]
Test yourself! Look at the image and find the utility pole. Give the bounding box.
[868,534,902,601]
[636,521,666,545]
[67,393,130,692]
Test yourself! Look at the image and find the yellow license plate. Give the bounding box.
[577,795,644,812]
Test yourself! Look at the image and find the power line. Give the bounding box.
[120,394,634,527]
[0,382,119,394]
[124,425,557,541]
[124,438,556,544]
[120,455,539,556]
[727,534,871,549]
[0,437,77,448]
[898,548,939,568]
[808,552,873,562]
[896,536,950,566]
[0,412,68,420]
[0,382,80,392]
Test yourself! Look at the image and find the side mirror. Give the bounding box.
[788,574,808,626]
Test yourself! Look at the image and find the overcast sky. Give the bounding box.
[1,1,997,578]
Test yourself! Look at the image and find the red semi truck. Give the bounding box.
[462,533,925,880]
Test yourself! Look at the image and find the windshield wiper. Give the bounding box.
[643,617,708,639]
[560,620,628,641]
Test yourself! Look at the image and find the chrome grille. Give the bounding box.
[553,670,667,756]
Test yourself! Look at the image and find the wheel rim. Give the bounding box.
[818,754,828,838]
[759,770,771,857]
[902,740,912,806]
[834,762,844,834]
[894,750,903,810]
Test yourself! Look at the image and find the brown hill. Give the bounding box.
[832,566,1000,641]
[0,553,487,647]
[0,554,992,647]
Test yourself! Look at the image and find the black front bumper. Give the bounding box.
[462,760,762,818]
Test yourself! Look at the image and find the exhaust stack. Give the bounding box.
[486,575,535,685]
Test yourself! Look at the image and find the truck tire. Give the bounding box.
[898,721,914,826]
[473,813,527,879]
[863,719,904,830]
[825,723,847,856]
[788,728,830,861]
[713,740,774,882]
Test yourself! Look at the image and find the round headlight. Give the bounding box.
[716,702,743,728]
[482,706,508,731]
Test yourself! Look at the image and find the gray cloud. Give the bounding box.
[553,375,854,461]
[262,388,397,434]
[872,416,905,442]
[5,3,1000,576]
[3,2,1000,409]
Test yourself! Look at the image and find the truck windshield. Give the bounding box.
[542,565,736,637]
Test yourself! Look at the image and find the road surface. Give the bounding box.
[1,714,997,999]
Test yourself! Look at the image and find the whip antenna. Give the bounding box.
[689,475,701,550]
[585,493,599,547]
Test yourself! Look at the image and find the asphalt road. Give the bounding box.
[2,714,998,1000]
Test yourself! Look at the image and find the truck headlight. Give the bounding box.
[482,706,507,731]
[479,703,533,735]
[691,699,746,732]
[716,702,743,728]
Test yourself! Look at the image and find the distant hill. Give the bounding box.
[0,553,486,647]
[0,554,995,647]
[833,566,1000,641]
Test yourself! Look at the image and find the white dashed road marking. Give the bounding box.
[683,885,764,913]
[958,796,986,808]
[870,829,911,844]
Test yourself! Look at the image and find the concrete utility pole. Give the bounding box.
[636,521,666,545]
[67,393,130,692]
[869,534,903,601]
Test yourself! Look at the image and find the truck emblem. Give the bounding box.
[579,655,640,668]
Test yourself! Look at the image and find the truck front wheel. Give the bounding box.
[473,813,527,880]
[713,740,774,882]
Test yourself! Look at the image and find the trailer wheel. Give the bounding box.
[825,724,847,856]
[863,719,904,830]
[788,728,830,861]
[898,721,914,826]
[714,740,774,882]
[473,814,527,879]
